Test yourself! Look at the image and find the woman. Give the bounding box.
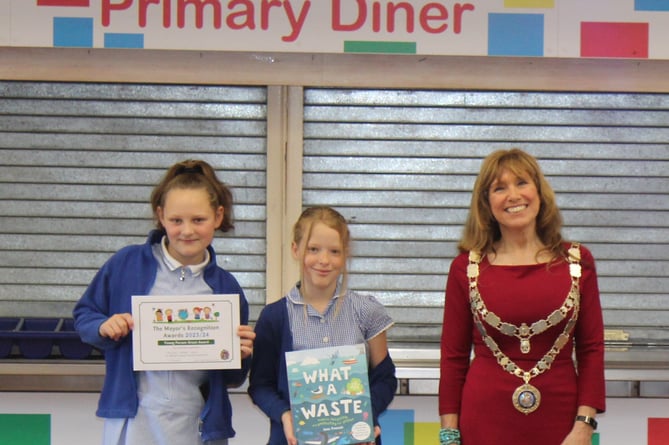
[438,148,605,445]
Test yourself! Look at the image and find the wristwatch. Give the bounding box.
[575,415,598,430]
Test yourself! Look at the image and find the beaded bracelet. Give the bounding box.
[439,427,461,445]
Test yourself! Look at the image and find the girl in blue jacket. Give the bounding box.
[249,206,397,445]
[73,159,255,445]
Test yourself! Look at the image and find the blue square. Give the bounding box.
[104,33,144,49]
[635,0,669,10]
[488,13,544,57]
[53,17,93,48]
[379,409,414,445]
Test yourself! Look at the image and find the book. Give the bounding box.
[285,343,374,444]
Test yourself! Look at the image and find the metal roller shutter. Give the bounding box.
[0,81,267,319]
[302,88,669,347]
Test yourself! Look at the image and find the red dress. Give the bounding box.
[439,245,605,445]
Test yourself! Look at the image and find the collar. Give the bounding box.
[286,281,343,305]
[160,235,210,276]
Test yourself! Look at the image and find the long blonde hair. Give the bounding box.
[459,148,565,260]
[293,206,351,299]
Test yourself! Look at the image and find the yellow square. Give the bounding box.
[413,422,441,445]
[505,0,555,7]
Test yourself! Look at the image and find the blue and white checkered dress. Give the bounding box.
[285,284,394,355]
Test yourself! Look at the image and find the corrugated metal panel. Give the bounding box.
[0,81,267,319]
[302,88,669,347]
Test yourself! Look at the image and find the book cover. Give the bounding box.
[285,343,374,444]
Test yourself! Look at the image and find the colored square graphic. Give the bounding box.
[105,33,144,49]
[379,409,414,445]
[344,41,416,54]
[580,22,648,58]
[505,0,555,7]
[38,0,90,5]
[413,422,440,445]
[488,13,544,56]
[53,17,93,48]
[0,414,50,445]
[635,0,669,10]
[648,418,669,445]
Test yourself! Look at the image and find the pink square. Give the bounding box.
[648,418,669,445]
[581,22,648,58]
[37,0,89,6]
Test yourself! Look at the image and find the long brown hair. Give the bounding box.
[459,148,565,260]
[150,159,234,233]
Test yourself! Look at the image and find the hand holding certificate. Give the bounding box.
[131,294,241,371]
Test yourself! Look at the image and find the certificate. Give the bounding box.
[131,294,240,371]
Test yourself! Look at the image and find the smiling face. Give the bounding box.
[292,221,346,299]
[157,187,223,266]
[488,168,541,235]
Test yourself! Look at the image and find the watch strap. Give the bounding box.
[575,415,597,430]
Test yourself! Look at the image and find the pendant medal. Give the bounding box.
[512,383,541,414]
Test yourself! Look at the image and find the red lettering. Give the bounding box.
[333,1,475,35]
[138,0,168,28]
[332,0,366,32]
[281,0,311,42]
[453,3,475,34]
[177,0,222,29]
[420,3,447,34]
[227,0,255,30]
[372,1,380,32]
[101,0,132,27]
[261,0,282,30]
[101,0,474,38]
[387,2,413,33]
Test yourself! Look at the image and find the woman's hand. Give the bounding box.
[237,325,256,359]
[562,406,597,445]
[560,421,594,445]
[281,410,298,445]
[99,313,134,341]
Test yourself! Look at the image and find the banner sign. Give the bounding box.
[2,1,669,59]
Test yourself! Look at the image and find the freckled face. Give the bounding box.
[488,168,541,234]
[157,188,223,266]
[292,222,345,297]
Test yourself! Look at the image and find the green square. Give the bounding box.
[0,414,50,445]
[592,432,599,445]
[403,421,414,445]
